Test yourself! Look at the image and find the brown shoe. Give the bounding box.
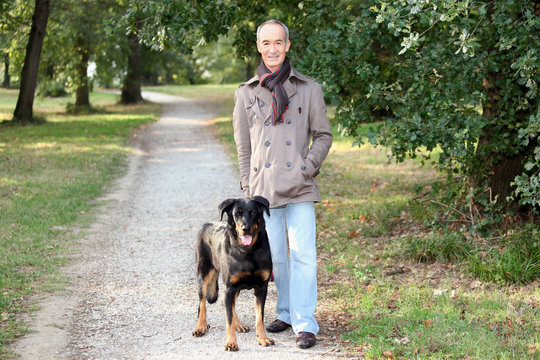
[266,319,291,333]
[296,332,316,349]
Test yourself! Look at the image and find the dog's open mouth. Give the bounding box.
[240,235,253,246]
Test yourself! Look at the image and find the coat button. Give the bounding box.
[259,101,265,107]
[265,163,271,168]
[265,141,270,147]
[265,120,270,126]
[286,140,292,146]
[254,167,258,172]
[286,162,292,167]
[301,165,306,171]
[286,119,292,124]
[249,98,254,104]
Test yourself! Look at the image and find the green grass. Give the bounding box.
[329,282,539,359]
[401,231,473,264]
[468,224,540,285]
[0,89,161,356]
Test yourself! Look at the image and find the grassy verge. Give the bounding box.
[176,85,539,359]
[0,89,161,356]
[315,138,539,359]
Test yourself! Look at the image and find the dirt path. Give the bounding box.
[11,92,343,359]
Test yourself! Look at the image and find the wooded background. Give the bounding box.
[1,0,538,222]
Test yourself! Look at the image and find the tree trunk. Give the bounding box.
[475,132,528,206]
[75,37,90,108]
[474,67,533,207]
[13,0,50,124]
[2,53,9,88]
[120,31,143,104]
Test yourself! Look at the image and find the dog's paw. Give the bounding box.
[235,323,250,333]
[224,342,239,351]
[257,335,275,347]
[192,324,210,337]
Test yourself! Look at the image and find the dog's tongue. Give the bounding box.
[241,235,252,246]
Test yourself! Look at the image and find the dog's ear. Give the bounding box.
[218,198,236,221]
[252,196,270,216]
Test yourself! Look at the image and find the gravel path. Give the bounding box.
[11,92,343,359]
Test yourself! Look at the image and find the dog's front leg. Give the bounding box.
[224,288,239,351]
[231,290,250,333]
[254,285,275,347]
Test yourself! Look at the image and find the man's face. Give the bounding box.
[256,23,291,73]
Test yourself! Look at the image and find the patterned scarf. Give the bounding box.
[256,57,291,125]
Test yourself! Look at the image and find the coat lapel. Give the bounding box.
[252,85,273,121]
[249,68,298,122]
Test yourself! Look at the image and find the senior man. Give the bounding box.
[232,19,333,349]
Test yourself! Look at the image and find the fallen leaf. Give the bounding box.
[359,214,366,222]
[434,289,448,296]
[424,319,434,328]
[383,350,394,359]
[349,230,358,238]
[527,344,539,355]
[394,336,411,345]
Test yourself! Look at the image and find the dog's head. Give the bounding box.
[218,196,270,247]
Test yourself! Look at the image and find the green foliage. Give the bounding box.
[511,110,540,207]
[288,0,539,212]
[125,0,233,52]
[0,0,34,87]
[37,79,67,97]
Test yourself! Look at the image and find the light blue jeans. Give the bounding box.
[264,201,319,336]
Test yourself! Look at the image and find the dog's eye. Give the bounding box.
[235,210,242,217]
[249,210,256,216]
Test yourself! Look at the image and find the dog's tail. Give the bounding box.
[206,271,219,304]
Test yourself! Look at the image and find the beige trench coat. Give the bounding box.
[232,67,333,208]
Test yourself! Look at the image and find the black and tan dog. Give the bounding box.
[192,196,275,351]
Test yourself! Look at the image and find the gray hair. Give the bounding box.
[256,19,289,43]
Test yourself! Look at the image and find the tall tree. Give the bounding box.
[289,0,539,213]
[0,0,12,87]
[1,0,33,89]
[121,20,143,104]
[12,0,50,124]
[2,53,9,88]
[74,35,90,107]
